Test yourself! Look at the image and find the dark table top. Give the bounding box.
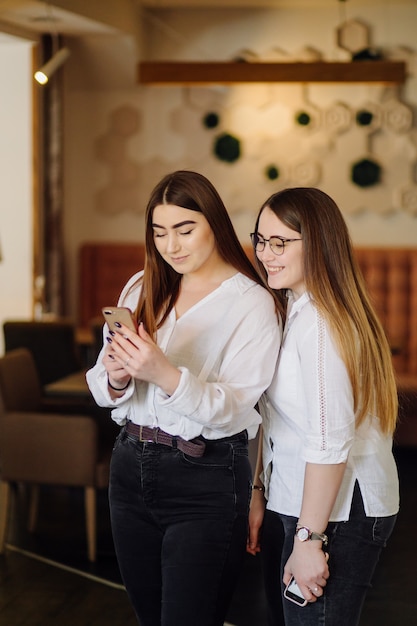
[44,370,91,398]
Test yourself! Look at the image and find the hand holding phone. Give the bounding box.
[284,576,307,607]
[102,306,138,334]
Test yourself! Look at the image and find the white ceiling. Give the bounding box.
[0,0,416,41]
[0,1,118,39]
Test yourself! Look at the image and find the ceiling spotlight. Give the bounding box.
[34,47,70,85]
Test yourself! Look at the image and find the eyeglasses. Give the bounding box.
[250,232,302,256]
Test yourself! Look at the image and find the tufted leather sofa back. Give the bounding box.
[355,248,417,379]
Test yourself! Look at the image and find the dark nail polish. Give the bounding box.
[108,354,115,360]
[106,336,112,343]
[109,330,116,336]
[114,321,122,328]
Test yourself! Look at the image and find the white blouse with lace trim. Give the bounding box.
[261,291,399,521]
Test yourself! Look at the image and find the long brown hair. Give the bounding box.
[132,170,268,336]
[253,187,397,434]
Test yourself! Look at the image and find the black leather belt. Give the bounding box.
[125,422,206,458]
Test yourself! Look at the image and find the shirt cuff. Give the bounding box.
[156,367,203,415]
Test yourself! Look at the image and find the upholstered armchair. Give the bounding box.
[0,348,110,562]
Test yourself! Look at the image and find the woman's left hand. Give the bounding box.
[247,489,266,556]
[109,322,181,395]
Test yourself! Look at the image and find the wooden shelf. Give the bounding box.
[138,61,406,85]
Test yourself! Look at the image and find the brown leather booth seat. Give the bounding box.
[79,242,146,330]
[355,248,417,446]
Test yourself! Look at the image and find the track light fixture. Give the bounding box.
[34,47,70,85]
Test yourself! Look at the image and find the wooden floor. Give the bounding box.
[0,549,136,626]
[1,447,417,625]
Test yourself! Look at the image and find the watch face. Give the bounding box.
[297,527,310,541]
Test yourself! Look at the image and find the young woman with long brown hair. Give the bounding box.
[87,170,281,626]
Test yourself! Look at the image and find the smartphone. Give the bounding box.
[284,576,307,607]
[102,306,137,333]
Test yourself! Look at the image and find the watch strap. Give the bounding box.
[310,531,328,545]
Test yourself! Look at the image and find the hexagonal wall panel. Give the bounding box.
[110,105,140,137]
[337,19,370,54]
[323,102,353,135]
[290,159,321,186]
[95,133,126,164]
[382,99,413,134]
[294,46,323,62]
[397,183,417,215]
[186,87,229,112]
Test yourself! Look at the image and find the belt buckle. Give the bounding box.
[139,425,159,443]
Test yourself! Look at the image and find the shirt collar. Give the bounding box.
[286,290,310,321]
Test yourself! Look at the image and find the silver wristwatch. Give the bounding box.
[295,525,328,546]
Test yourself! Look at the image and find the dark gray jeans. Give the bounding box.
[262,482,397,626]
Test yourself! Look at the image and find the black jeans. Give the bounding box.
[261,509,286,626]
[262,482,397,626]
[109,425,252,626]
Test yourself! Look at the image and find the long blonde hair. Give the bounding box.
[253,187,397,434]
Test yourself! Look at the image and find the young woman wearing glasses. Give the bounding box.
[87,170,281,626]
[247,187,399,626]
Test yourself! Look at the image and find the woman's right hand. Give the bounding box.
[283,540,329,602]
[247,489,266,555]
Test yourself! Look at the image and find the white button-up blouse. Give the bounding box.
[261,291,399,520]
[87,270,281,441]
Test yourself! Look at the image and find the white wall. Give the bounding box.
[0,4,415,339]
[0,40,33,355]
[62,4,417,322]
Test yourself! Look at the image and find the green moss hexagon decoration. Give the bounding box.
[203,112,220,129]
[356,110,374,126]
[295,111,311,126]
[351,157,381,188]
[265,165,279,180]
[213,132,241,163]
